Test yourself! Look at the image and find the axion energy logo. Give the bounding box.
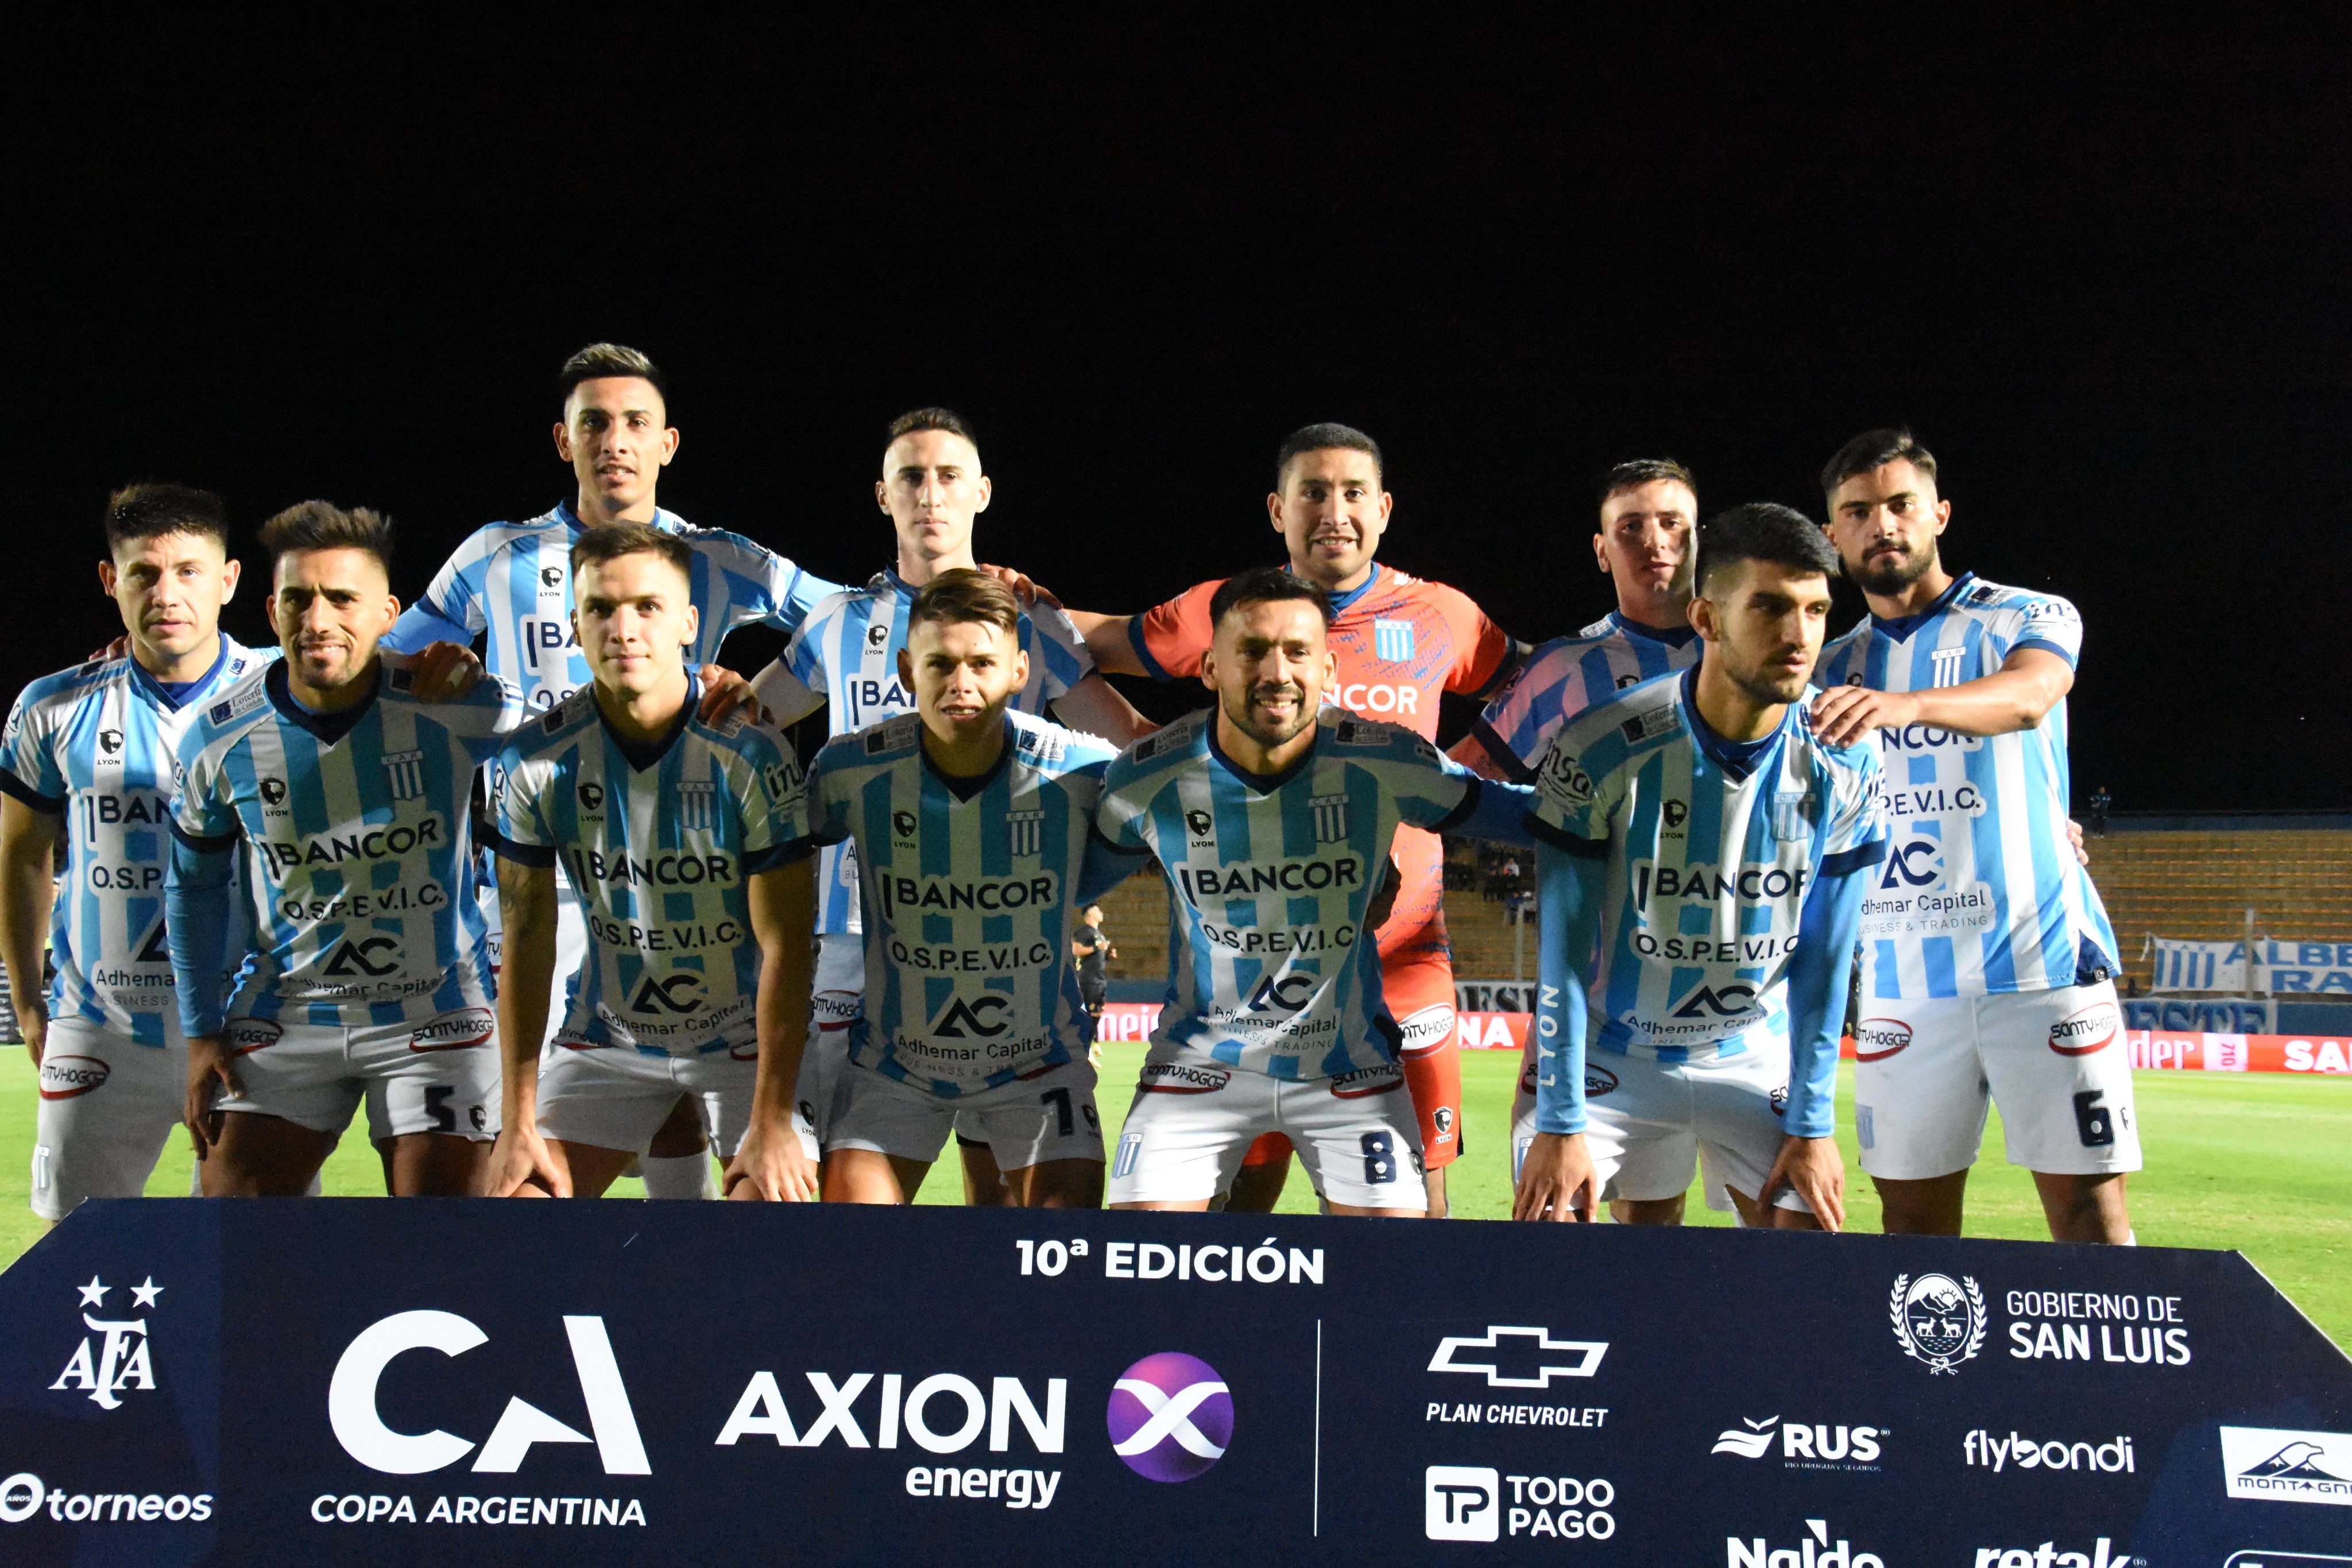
[1105,1353,1231,1483]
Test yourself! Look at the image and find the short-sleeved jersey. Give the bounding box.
[782,570,1097,936]
[791,711,1119,1095]
[1815,572,2117,1000]
[170,658,511,1028]
[1527,668,1887,1063]
[1472,613,1701,780]
[488,680,803,1056]
[382,502,843,719]
[1096,707,1491,1079]
[1129,563,1516,740]
[0,638,273,1043]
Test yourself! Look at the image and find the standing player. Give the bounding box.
[1097,568,1534,1216]
[483,525,817,1201]
[1514,505,1885,1230]
[384,342,840,1199]
[1810,429,2137,1243]
[783,571,1123,1206]
[1453,460,1703,781]
[749,408,1150,1202]
[1070,423,1525,1215]
[1073,905,1115,1062]
[168,503,511,1197]
[0,487,271,1225]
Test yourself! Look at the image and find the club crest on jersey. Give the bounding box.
[1373,617,1415,662]
[51,1274,165,1411]
[676,782,715,833]
[1770,792,1817,839]
[1005,809,1046,858]
[381,749,426,802]
[1310,793,1351,843]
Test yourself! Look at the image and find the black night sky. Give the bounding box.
[13,13,2347,810]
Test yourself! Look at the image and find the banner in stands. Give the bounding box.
[2127,997,2275,1034]
[2145,938,2352,997]
[3,1201,2349,1565]
[2128,1032,2352,1074]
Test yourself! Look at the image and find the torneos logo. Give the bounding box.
[1106,1352,1231,1483]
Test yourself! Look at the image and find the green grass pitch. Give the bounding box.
[0,1046,2342,1349]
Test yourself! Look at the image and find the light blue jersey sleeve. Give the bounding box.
[683,526,846,647]
[0,671,75,806]
[1782,731,1889,1137]
[165,723,245,1037]
[382,529,497,655]
[1531,839,1606,1135]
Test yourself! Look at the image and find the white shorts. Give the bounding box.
[1510,1033,1806,1214]
[1853,980,2141,1180]
[31,1017,185,1221]
[791,932,866,1158]
[827,1056,1105,1170]
[537,1040,757,1157]
[1107,1050,1426,1210]
[215,1008,501,1143]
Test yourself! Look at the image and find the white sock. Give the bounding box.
[2123,1229,2138,1246]
[640,1151,717,1200]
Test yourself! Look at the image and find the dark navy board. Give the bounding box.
[1,1199,2347,1565]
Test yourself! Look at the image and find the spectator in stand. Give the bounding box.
[2090,785,2111,837]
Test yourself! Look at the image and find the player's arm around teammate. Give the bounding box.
[0,790,61,1069]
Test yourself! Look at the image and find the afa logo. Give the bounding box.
[1107,1353,1231,1484]
[1890,1272,1986,1375]
[51,1275,165,1410]
[931,995,1012,1038]
[631,973,707,1016]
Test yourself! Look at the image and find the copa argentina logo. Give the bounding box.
[51,1275,165,1410]
[1889,1272,1986,1375]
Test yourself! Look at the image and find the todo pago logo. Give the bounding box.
[1890,1272,1986,1375]
[51,1276,165,1410]
[1106,1353,1231,1483]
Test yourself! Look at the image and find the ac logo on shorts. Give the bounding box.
[2049,1002,2120,1056]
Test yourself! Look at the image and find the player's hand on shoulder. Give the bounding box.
[697,665,768,727]
[1759,1135,1845,1233]
[976,563,1059,610]
[722,1118,818,1202]
[407,641,488,703]
[87,633,132,664]
[1809,683,1915,748]
[1512,1132,1599,1223]
[2066,818,2089,866]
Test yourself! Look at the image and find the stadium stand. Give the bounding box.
[2088,814,2352,984]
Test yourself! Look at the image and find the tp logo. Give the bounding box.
[1425,1466,1500,1541]
[1106,1352,1231,1482]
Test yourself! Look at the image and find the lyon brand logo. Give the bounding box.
[1890,1272,1986,1374]
[1105,1352,1231,1483]
[51,1275,165,1410]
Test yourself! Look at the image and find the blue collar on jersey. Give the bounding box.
[600,671,700,773]
[266,659,381,746]
[1319,562,1383,617]
[130,636,233,711]
[1206,720,1318,796]
[1608,611,1698,649]
[920,714,1017,802]
[553,501,687,537]
[1678,665,1786,783]
[1867,570,1976,642]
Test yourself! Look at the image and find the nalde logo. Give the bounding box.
[2218,1424,2352,1506]
[51,1276,164,1410]
[38,1055,111,1100]
[1106,1352,1231,1483]
[2049,1001,2120,1056]
[1853,1018,1912,1061]
[1711,1415,1885,1470]
[1890,1272,1986,1374]
[1729,1517,1884,1568]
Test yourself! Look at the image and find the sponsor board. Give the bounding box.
[2220,1427,2352,1506]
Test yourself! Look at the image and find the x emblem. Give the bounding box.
[1111,1376,1230,1458]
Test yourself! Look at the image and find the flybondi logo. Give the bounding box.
[328,1311,648,1476]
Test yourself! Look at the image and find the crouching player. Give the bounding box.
[168,503,512,1195]
[1097,568,1534,1215]
[1513,505,1886,1230]
[784,571,1121,1206]
[483,525,817,1200]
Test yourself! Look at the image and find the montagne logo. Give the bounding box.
[2218,1425,2352,1505]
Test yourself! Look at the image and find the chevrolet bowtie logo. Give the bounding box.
[1427,1326,1608,1387]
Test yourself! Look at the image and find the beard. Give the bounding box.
[1850,536,1936,597]
[1727,652,1812,709]
[1222,680,1316,749]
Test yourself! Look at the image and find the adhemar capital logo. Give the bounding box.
[1106,1353,1231,1483]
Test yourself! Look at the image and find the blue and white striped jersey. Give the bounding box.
[167,657,511,1031]
[791,711,1121,1095]
[0,638,273,1043]
[1527,668,1887,1063]
[1472,613,1701,779]
[1815,572,2117,1000]
[382,502,842,720]
[489,679,803,1057]
[1097,708,1508,1080]
[781,570,1097,935]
